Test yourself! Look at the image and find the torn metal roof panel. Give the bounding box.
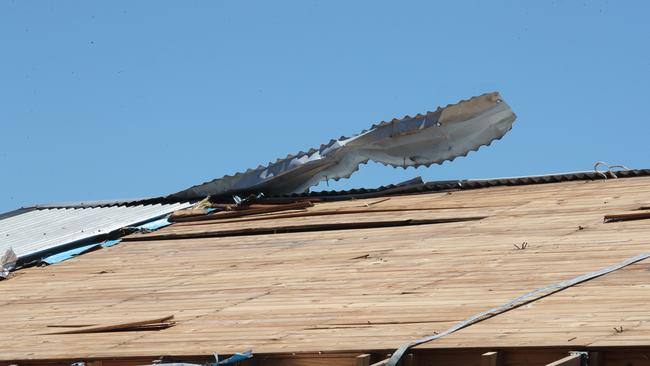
[0,202,191,260]
[169,92,516,200]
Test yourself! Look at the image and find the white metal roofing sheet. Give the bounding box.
[0,202,191,259]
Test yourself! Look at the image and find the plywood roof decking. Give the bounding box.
[1,177,650,361]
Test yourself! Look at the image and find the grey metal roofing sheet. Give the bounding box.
[0,202,191,260]
[169,92,516,200]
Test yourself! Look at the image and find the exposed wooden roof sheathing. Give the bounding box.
[2,176,650,362]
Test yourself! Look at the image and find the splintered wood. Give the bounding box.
[2,177,650,362]
[44,315,175,334]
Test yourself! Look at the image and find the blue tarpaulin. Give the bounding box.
[136,217,172,231]
[137,350,253,366]
[41,239,121,265]
[215,350,253,365]
[40,215,173,265]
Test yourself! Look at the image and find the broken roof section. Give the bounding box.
[1,91,514,269]
[0,201,191,263]
[169,92,516,200]
[3,174,650,364]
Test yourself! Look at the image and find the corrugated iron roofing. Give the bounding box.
[169,92,516,200]
[260,169,650,202]
[0,202,191,260]
[30,197,182,208]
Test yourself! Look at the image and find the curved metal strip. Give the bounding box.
[169,92,516,200]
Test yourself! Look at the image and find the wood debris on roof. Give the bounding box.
[2,176,650,365]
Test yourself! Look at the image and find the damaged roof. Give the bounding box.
[4,92,650,365]
[0,201,191,262]
[2,173,650,364]
[2,91,518,267]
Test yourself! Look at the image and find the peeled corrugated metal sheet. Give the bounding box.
[170,92,516,200]
[0,202,191,260]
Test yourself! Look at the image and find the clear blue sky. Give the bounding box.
[1,1,648,212]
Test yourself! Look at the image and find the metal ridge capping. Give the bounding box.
[169,92,517,200]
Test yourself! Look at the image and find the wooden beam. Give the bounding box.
[170,201,314,222]
[124,217,486,241]
[481,351,501,366]
[403,353,414,366]
[585,351,601,366]
[355,354,370,366]
[588,352,600,366]
[369,354,391,366]
[604,211,650,222]
[365,198,391,206]
[178,207,477,225]
[545,354,582,366]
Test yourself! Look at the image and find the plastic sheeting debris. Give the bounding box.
[215,350,253,364]
[0,248,17,279]
[41,239,121,265]
[135,217,172,232]
[40,216,172,265]
[139,350,253,366]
